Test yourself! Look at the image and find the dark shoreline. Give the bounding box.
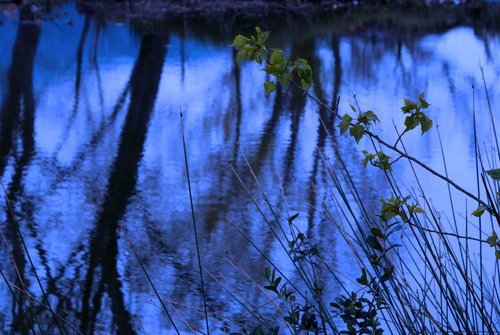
[1,1,499,41]
[76,0,496,20]
[73,1,500,41]
[1,0,498,20]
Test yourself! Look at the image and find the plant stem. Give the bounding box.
[289,80,499,222]
[180,112,210,335]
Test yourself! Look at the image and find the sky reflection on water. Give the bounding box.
[0,2,499,334]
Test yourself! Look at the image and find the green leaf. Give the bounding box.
[350,104,356,112]
[264,81,277,96]
[232,34,250,49]
[486,169,500,181]
[401,99,415,113]
[277,73,291,88]
[349,124,365,143]
[273,277,282,287]
[367,236,382,252]
[300,78,311,91]
[404,116,419,131]
[486,231,498,247]
[371,228,385,239]
[236,45,252,63]
[255,48,269,65]
[264,285,278,294]
[260,31,270,44]
[362,151,375,167]
[413,206,425,214]
[270,49,286,66]
[380,266,394,282]
[472,206,485,217]
[356,268,368,286]
[496,250,500,260]
[298,65,313,88]
[418,113,433,134]
[294,57,309,70]
[374,151,392,171]
[381,202,398,221]
[308,246,319,256]
[339,114,353,135]
[235,52,244,64]
[364,110,379,123]
[419,93,430,108]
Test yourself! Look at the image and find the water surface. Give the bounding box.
[0,2,499,334]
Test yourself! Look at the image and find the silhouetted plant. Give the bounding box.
[228,26,500,334]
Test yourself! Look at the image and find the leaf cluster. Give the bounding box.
[232,27,313,96]
[401,93,432,135]
[380,195,424,223]
[337,94,434,174]
[330,290,384,335]
[230,325,280,335]
[339,107,379,143]
[264,267,322,333]
[485,168,500,181]
[486,231,500,260]
[362,151,392,171]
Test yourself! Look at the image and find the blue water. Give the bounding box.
[0,2,499,334]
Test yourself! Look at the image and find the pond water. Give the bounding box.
[0,2,499,334]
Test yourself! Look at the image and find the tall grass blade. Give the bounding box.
[121,227,180,334]
[0,178,65,334]
[180,112,210,335]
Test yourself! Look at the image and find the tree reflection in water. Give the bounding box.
[0,3,498,333]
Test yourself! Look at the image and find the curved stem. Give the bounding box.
[289,80,499,223]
